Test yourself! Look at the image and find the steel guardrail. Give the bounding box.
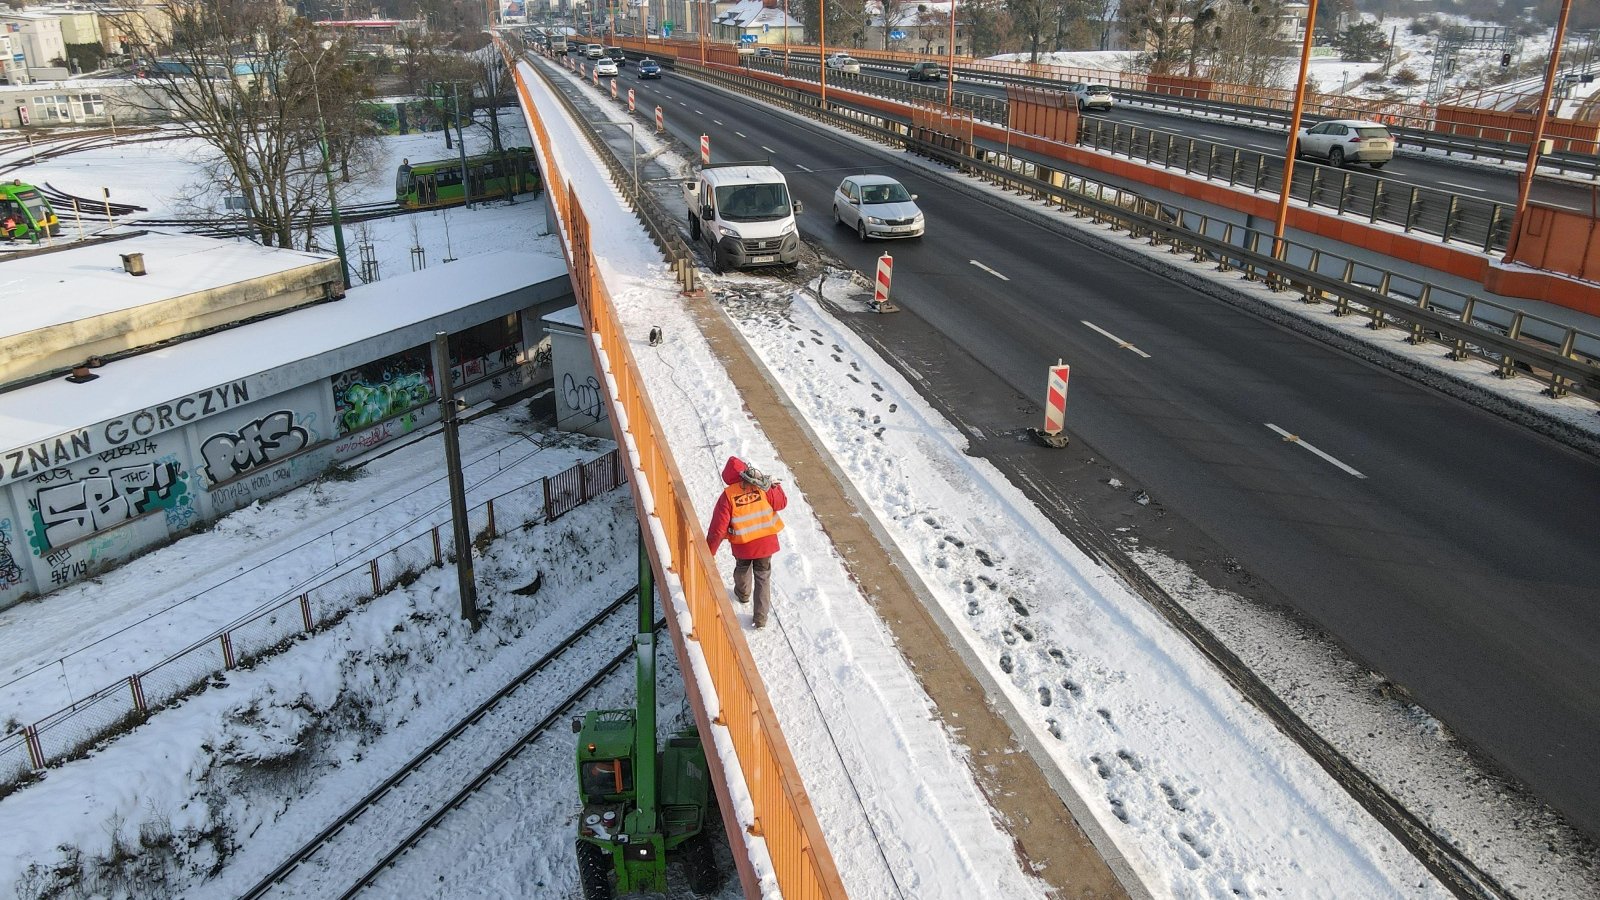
[678,61,1600,404]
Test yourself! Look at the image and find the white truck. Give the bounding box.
[683,162,803,272]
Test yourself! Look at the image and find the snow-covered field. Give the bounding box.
[0,37,1596,900]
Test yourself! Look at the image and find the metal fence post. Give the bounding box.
[369,559,381,593]
[128,673,148,717]
[299,594,314,633]
[432,526,443,566]
[220,632,235,670]
[486,498,497,540]
[24,725,44,770]
[543,474,555,520]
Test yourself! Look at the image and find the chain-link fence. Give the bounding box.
[0,451,626,797]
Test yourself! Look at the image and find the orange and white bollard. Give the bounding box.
[872,253,896,312]
[610,78,618,99]
[628,88,636,112]
[1030,361,1071,447]
[655,106,665,133]
[700,134,710,164]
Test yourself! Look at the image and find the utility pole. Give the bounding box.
[431,332,480,630]
[453,82,473,209]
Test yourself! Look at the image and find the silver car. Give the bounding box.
[826,54,861,75]
[1296,119,1394,169]
[833,175,924,240]
[1066,82,1114,112]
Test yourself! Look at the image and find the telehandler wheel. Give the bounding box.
[576,840,615,900]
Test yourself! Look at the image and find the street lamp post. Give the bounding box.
[298,40,351,290]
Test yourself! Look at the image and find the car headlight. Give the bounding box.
[867,216,886,225]
[913,214,924,223]
[779,222,796,237]
[717,225,740,239]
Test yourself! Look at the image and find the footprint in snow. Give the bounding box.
[962,577,975,594]
[1116,749,1142,772]
[974,548,996,567]
[1108,798,1130,823]
[966,599,980,616]
[871,415,880,425]
[832,344,843,353]
[850,361,860,371]
[942,534,966,549]
[1001,630,1017,646]
[922,516,941,528]
[846,373,861,383]
[976,574,998,590]
[934,555,949,569]
[871,393,882,403]
[1061,678,1083,697]
[1007,596,1029,617]
[888,403,898,413]
[1178,830,1213,860]
[1048,647,1071,667]
[1037,684,1052,707]
[810,328,822,336]
[831,354,842,363]
[811,337,824,345]
[1013,622,1034,642]
[1160,781,1187,812]
[1090,755,1113,780]
[999,652,1014,674]
[871,381,882,390]
[874,427,885,440]
[1046,718,1063,739]
[1097,708,1118,731]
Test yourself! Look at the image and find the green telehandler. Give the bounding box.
[572,534,723,899]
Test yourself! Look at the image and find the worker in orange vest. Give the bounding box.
[706,456,788,629]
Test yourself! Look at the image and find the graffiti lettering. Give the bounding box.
[199,410,310,483]
[563,373,606,423]
[97,439,158,463]
[29,467,75,485]
[32,461,182,549]
[51,561,89,586]
[2,381,250,487]
[0,519,21,588]
[334,421,395,455]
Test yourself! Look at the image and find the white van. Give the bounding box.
[683,163,804,272]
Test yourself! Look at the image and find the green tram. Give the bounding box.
[0,180,61,242]
[395,147,541,209]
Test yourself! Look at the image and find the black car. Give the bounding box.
[638,58,662,79]
[605,46,627,66]
[906,61,949,81]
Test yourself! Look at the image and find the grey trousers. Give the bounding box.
[733,556,773,627]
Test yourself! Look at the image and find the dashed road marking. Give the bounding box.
[795,163,812,172]
[736,131,747,138]
[1438,180,1487,192]
[1265,424,1366,478]
[969,260,1009,281]
[1081,320,1151,358]
[761,145,778,155]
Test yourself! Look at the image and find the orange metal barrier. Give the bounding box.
[500,41,847,900]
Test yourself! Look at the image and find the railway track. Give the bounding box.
[238,588,655,899]
[0,128,167,178]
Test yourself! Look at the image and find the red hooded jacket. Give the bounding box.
[706,456,788,560]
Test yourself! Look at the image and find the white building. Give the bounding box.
[0,11,69,81]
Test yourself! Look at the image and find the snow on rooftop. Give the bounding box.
[0,249,567,453]
[0,232,332,338]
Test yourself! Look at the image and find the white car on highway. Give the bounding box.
[1065,82,1114,112]
[1296,119,1395,169]
[594,58,619,76]
[832,174,925,240]
[826,54,861,74]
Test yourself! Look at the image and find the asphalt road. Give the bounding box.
[589,58,1600,841]
[761,53,1595,213]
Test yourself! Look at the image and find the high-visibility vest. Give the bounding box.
[723,483,783,543]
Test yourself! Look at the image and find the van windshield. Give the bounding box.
[714,183,792,221]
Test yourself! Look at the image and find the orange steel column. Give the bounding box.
[819,0,827,106]
[946,0,955,111]
[1504,0,1574,263]
[1272,0,1320,260]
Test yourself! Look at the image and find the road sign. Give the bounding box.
[889,30,906,41]
[740,34,757,43]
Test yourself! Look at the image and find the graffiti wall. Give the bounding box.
[0,307,554,607]
[332,346,435,436]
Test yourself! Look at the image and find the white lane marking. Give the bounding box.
[969,260,1010,280]
[1080,320,1152,358]
[795,163,813,172]
[694,109,704,116]
[1248,143,1278,151]
[761,145,778,155]
[1203,134,1231,142]
[1265,424,1367,479]
[713,119,724,126]
[735,132,747,138]
[1438,180,1488,192]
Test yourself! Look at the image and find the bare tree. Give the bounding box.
[1120,0,1202,73]
[1007,0,1055,62]
[107,0,376,250]
[1198,0,1291,87]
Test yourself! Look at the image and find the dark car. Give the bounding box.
[604,46,627,66]
[638,58,663,79]
[907,61,951,82]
